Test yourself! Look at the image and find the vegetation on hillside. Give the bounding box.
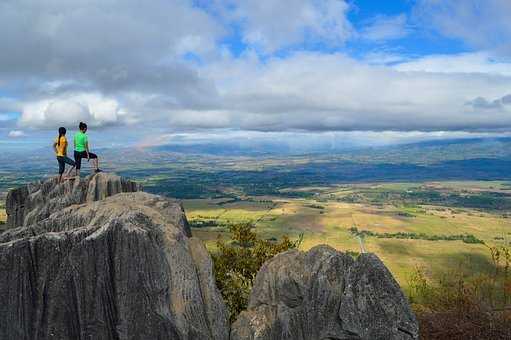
[210,223,511,338]
[409,245,511,339]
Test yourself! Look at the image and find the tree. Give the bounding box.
[211,222,302,322]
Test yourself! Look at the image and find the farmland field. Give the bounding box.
[1,145,510,292]
[185,181,511,288]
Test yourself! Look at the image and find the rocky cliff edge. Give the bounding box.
[1,173,418,340]
[1,173,228,339]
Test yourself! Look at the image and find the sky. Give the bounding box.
[1,0,511,152]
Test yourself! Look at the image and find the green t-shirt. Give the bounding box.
[74,131,88,152]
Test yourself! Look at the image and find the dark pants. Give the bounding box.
[57,156,76,175]
[74,151,97,170]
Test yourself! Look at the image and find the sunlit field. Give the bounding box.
[185,181,511,288]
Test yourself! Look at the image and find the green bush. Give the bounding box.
[211,222,302,322]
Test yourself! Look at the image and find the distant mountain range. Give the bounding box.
[1,137,510,194]
[1,137,510,173]
[149,137,511,162]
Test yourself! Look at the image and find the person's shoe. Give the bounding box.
[94,169,103,173]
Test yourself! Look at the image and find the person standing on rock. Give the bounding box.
[73,122,102,176]
[53,127,76,183]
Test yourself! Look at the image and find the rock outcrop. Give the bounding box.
[231,245,419,340]
[1,173,418,340]
[0,174,227,340]
[5,173,140,229]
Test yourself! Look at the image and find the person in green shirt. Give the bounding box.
[73,122,101,176]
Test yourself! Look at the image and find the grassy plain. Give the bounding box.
[186,181,511,288]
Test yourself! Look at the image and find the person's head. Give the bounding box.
[79,122,87,132]
[57,127,66,145]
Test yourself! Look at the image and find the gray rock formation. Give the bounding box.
[231,245,419,340]
[0,174,227,340]
[5,173,140,229]
[2,173,417,340]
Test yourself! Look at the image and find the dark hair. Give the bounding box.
[79,122,87,131]
[57,127,66,146]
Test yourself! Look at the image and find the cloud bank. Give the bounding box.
[1,0,510,142]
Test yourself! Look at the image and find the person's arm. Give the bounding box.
[53,140,58,154]
[85,135,90,159]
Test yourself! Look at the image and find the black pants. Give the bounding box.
[57,156,76,175]
[74,151,97,170]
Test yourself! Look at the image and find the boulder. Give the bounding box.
[0,176,227,340]
[231,245,419,340]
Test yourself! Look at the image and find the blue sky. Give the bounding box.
[213,0,472,59]
[1,0,510,151]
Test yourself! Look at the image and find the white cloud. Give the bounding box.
[360,14,410,41]
[169,110,233,129]
[0,0,223,66]
[361,51,410,65]
[0,0,223,103]
[8,130,26,138]
[222,0,353,53]
[138,129,511,150]
[395,52,511,76]
[2,0,511,139]
[19,93,130,129]
[197,51,511,132]
[414,0,511,56]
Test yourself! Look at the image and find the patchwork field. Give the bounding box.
[185,181,511,288]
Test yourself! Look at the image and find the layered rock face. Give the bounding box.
[231,245,419,340]
[0,174,228,340]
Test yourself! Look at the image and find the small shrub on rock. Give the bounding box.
[211,223,302,322]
